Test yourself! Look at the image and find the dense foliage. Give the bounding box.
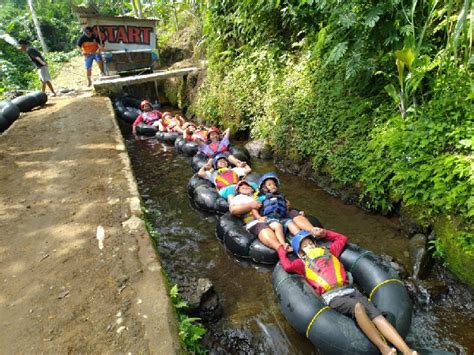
[193,0,473,277]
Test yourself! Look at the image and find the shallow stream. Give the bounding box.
[119,117,473,354]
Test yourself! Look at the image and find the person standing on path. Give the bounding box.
[18,39,56,96]
[77,26,104,87]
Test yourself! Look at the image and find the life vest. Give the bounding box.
[261,193,287,218]
[214,168,239,190]
[159,118,170,130]
[304,247,347,293]
[207,140,228,157]
[142,111,160,125]
[192,130,207,142]
[241,192,260,224]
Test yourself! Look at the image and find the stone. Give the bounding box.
[178,277,222,322]
[409,233,433,280]
[244,140,273,160]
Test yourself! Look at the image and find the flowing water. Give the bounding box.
[118,115,473,354]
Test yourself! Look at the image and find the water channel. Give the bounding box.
[118,113,473,354]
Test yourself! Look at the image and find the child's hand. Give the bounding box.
[284,243,293,253]
[299,210,305,216]
[312,227,326,239]
[258,216,267,222]
[250,201,262,209]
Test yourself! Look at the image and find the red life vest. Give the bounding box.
[142,111,160,125]
[208,140,228,156]
[304,247,348,294]
[213,168,239,190]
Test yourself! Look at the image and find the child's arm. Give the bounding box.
[132,114,143,134]
[277,246,305,275]
[252,208,266,222]
[325,230,348,257]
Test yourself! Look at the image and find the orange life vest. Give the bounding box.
[214,168,239,190]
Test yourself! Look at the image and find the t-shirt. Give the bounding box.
[77,34,100,54]
[26,47,45,68]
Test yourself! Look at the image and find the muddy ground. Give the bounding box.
[0,60,180,353]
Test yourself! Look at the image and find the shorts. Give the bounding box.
[247,222,270,237]
[265,216,293,233]
[38,65,51,82]
[84,53,102,69]
[329,289,382,320]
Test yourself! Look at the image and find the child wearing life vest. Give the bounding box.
[132,100,162,134]
[167,114,185,133]
[182,122,197,141]
[195,127,244,167]
[197,154,251,198]
[279,230,417,355]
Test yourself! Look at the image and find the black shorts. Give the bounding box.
[247,222,270,237]
[329,289,382,320]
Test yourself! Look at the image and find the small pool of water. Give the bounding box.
[119,117,473,354]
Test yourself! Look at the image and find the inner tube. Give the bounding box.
[136,123,157,136]
[174,137,186,153]
[191,152,209,173]
[12,94,39,112]
[113,96,141,124]
[272,243,412,354]
[187,174,229,214]
[175,136,199,156]
[156,131,180,144]
[0,114,12,133]
[229,145,251,164]
[30,91,48,106]
[0,101,20,123]
[216,213,278,264]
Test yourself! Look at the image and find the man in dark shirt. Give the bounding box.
[77,26,104,87]
[18,39,56,96]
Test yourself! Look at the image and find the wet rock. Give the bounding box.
[409,234,433,280]
[399,205,429,237]
[202,327,263,353]
[178,277,222,322]
[405,279,449,308]
[244,140,273,160]
[380,254,408,279]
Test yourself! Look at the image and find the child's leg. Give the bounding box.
[353,303,395,355]
[269,222,285,245]
[257,228,282,251]
[286,221,300,236]
[372,316,417,355]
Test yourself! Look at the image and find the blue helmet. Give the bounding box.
[212,153,228,169]
[291,230,314,257]
[258,172,280,190]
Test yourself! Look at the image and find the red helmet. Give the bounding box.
[140,100,152,109]
[209,127,220,134]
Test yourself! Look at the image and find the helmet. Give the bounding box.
[140,100,152,110]
[236,180,254,192]
[291,230,314,257]
[258,172,280,190]
[212,153,228,170]
[208,127,220,134]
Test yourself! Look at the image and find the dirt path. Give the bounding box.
[0,65,180,353]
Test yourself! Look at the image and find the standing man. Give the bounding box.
[77,26,104,87]
[18,39,56,96]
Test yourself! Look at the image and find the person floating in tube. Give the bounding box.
[77,26,104,87]
[278,230,418,355]
[229,180,297,251]
[132,100,162,135]
[195,127,244,167]
[197,154,251,198]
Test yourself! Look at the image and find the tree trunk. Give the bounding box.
[131,0,139,18]
[137,0,143,18]
[27,0,48,53]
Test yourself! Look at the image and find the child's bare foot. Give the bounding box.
[382,348,397,355]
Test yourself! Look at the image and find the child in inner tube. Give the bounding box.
[195,127,245,167]
[158,112,184,133]
[132,100,162,135]
[279,230,417,355]
[229,180,295,251]
[197,154,251,198]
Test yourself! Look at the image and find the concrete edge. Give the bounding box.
[105,99,182,353]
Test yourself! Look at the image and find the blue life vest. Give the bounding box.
[261,193,287,218]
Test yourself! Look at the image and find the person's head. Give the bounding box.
[208,127,220,142]
[183,122,196,132]
[292,230,317,258]
[236,180,254,196]
[18,39,29,51]
[212,154,229,169]
[140,100,152,111]
[162,112,172,121]
[84,26,94,37]
[258,173,280,193]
